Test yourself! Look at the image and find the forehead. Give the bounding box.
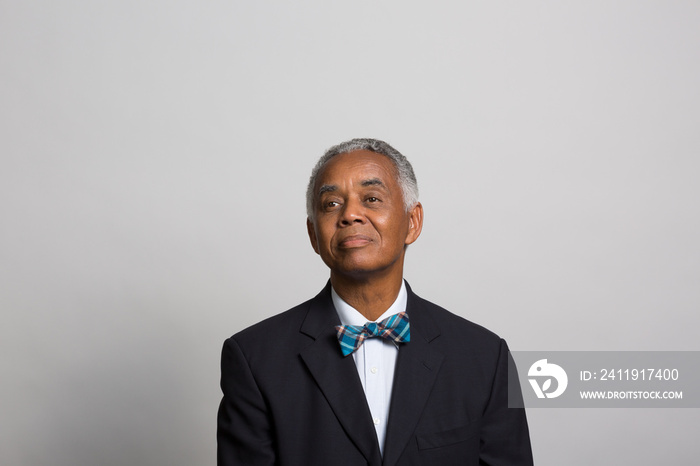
[316,150,399,188]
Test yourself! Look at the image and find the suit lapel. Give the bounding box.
[298,283,383,465]
[382,284,444,466]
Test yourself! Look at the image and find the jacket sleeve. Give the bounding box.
[479,339,534,465]
[217,337,276,466]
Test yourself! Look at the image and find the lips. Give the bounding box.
[338,234,373,248]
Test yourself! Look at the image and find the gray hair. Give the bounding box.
[306,138,419,219]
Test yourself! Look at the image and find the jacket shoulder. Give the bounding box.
[411,292,505,351]
[225,298,313,351]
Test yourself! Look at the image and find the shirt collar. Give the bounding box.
[332,280,408,326]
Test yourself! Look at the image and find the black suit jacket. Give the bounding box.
[218,282,533,465]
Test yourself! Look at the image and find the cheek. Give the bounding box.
[314,219,334,241]
[320,228,339,252]
[379,217,409,240]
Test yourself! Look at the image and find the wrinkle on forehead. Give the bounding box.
[315,151,398,196]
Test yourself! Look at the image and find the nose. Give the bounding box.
[339,198,365,226]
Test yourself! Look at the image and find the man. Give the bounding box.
[217,138,533,465]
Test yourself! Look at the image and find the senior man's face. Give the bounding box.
[307,150,423,279]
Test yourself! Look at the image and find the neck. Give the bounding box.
[330,267,404,321]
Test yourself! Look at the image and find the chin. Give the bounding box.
[336,260,394,278]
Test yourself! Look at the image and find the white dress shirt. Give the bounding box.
[331,281,408,456]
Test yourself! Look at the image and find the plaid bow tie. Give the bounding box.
[335,312,410,357]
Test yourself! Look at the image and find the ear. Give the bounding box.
[307,218,320,254]
[404,202,423,246]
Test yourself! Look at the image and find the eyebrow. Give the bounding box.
[318,185,337,195]
[360,178,385,188]
[318,178,385,196]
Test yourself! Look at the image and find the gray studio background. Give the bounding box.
[2,2,698,465]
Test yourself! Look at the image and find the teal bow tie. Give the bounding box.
[335,312,410,357]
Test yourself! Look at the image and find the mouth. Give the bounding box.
[338,234,373,248]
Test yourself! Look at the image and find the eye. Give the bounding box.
[366,197,379,203]
[326,200,339,208]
